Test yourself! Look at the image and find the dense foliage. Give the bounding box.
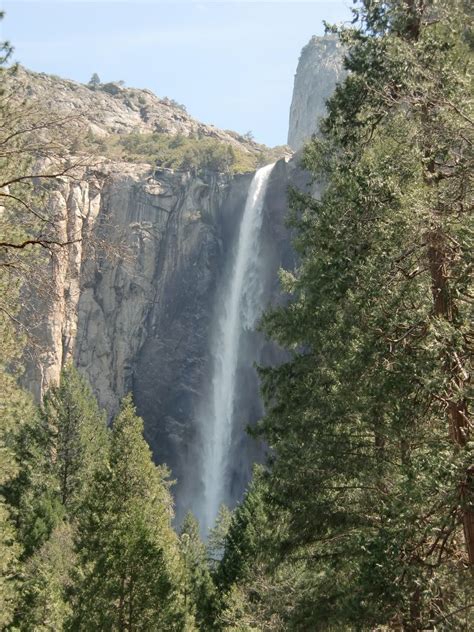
[82,130,284,174]
[1,1,472,630]
[221,0,473,629]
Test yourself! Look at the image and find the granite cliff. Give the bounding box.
[22,152,303,519]
[18,35,337,517]
[288,34,345,150]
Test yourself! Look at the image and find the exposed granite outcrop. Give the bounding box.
[288,35,345,150]
[12,66,264,153]
[22,162,148,398]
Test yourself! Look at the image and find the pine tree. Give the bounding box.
[5,366,108,629]
[216,479,267,594]
[0,21,30,623]
[42,364,108,512]
[9,364,107,560]
[71,395,188,631]
[88,72,101,88]
[0,14,106,626]
[214,474,292,631]
[255,0,473,628]
[18,522,76,631]
[207,505,232,569]
[0,350,35,626]
[180,512,217,629]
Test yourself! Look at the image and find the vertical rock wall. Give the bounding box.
[288,35,345,151]
[23,156,303,519]
[22,33,340,517]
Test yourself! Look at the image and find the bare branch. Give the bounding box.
[0,161,89,188]
[0,237,82,250]
[0,191,51,223]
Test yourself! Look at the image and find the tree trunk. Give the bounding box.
[426,228,474,565]
[118,574,126,632]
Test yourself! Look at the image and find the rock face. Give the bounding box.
[23,155,303,520]
[75,165,245,423]
[133,160,300,519]
[22,162,147,399]
[14,66,298,519]
[20,34,337,516]
[288,35,345,150]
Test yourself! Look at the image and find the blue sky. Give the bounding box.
[2,1,352,146]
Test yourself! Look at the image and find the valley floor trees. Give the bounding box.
[71,395,189,631]
[3,368,203,631]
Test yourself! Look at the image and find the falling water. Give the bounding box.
[199,163,275,534]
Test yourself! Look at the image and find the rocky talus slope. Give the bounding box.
[13,66,259,151]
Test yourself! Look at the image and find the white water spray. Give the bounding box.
[199,163,275,533]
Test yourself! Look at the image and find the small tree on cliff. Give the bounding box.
[88,72,101,88]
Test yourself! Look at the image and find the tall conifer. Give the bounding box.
[71,395,188,631]
[255,0,473,628]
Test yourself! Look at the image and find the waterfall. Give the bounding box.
[198,163,275,534]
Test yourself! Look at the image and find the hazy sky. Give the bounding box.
[2,1,352,146]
